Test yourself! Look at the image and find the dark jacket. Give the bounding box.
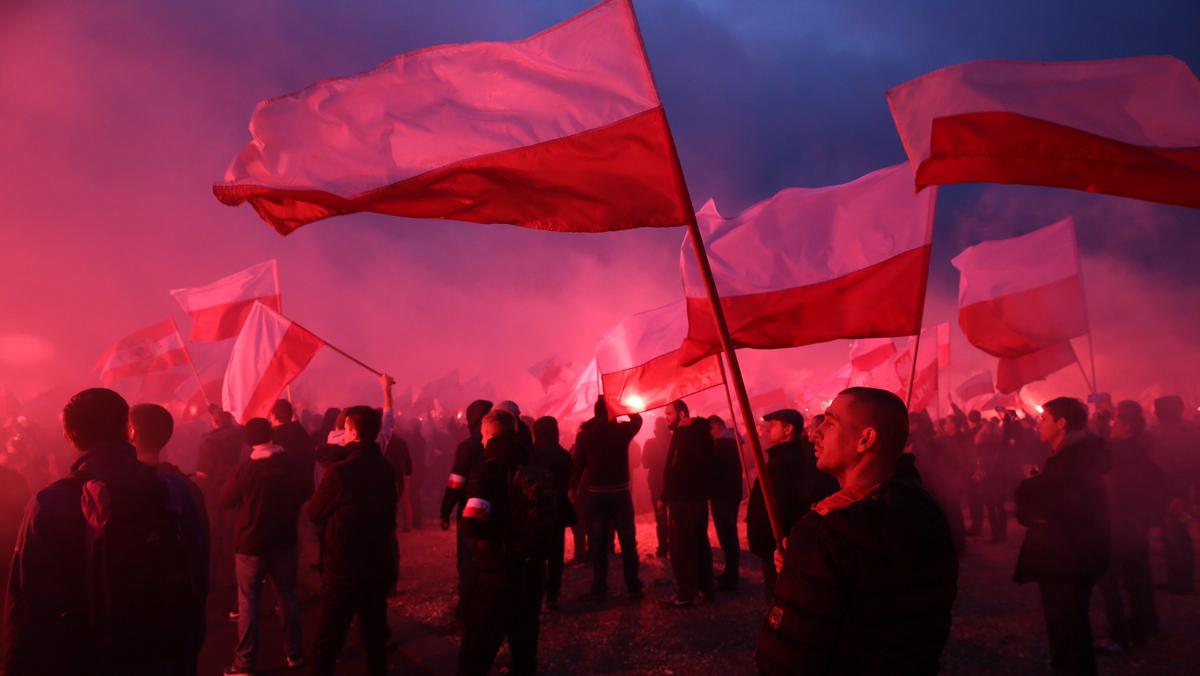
[273,420,315,478]
[3,442,206,676]
[1014,432,1111,584]
[641,430,671,498]
[570,413,643,492]
[385,433,412,498]
[661,418,714,503]
[442,435,485,520]
[711,435,744,502]
[461,433,528,570]
[308,441,398,588]
[746,438,838,557]
[757,455,958,675]
[531,441,575,528]
[219,447,314,555]
[196,423,242,498]
[0,465,29,590]
[1106,434,1166,539]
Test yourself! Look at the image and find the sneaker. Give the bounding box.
[658,596,692,608]
[227,610,239,622]
[698,590,715,602]
[1094,639,1124,656]
[287,656,306,669]
[223,666,251,676]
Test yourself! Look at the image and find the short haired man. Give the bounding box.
[270,398,316,479]
[458,409,545,675]
[659,400,714,607]
[746,409,837,599]
[220,417,314,675]
[1014,396,1110,676]
[128,403,211,676]
[4,389,203,675]
[308,393,399,676]
[570,398,644,603]
[757,388,958,674]
[531,416,574,611]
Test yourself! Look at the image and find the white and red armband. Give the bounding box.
[463,497,492,520]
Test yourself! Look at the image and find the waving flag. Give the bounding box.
[214,0,690,235]
[171,260,281,342]
[542,358,601,421]
[528,356,572,393]
[893,325,944,412]
[888,57,1200,208]
[597,300,723,418]
[222,303,324,423]
[952,218,1087,359]
[96,319,191,385]
[996,341,1078,394]
[849,338,898,373]
[955,371,995,403]
[680,164,934,364]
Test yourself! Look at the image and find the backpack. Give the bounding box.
[77,464,196,665]
[506,464,561,560]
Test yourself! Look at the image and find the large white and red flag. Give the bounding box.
[849,338,898,373]
[214,0,690,235]
[528,356,573,394]
[170,260,282,342]
[222,303,324,423]
[952,217,1087,359]
[96,318,191,386]
[679,163,935,364]
[542,358,601,421]
[996,341,1078,394]
[597,300,724,418]
[955,370,995,403]
[893,324,945,412]
[888,57,1200,208]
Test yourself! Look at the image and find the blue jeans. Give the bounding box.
[233,548,303,670]
[586,490,641,595]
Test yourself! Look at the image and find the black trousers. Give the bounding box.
[459,561,544,676]
[544,527,566,604]
[1099,530,1157,648]
[710,498,740,584]
[668,500,713,601]
[313,582,390,676]
[984,480,1008,541]
[651,488,669,555]
[1163,512,1196,593]
[965,479,985,533]
[1037,580,1097,676]
[586,490,641,595]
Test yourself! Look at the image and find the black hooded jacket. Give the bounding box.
[570,412,642,492]
[441,399,492,521]
[756,455,958,675]
[746,437,838,557]
[1014,432,1110,583]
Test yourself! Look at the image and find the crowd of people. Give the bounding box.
[0,377,1197,675]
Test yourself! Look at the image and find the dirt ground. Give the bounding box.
[198,508,1200,675]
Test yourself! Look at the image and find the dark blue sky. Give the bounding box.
[1,0,1197,407]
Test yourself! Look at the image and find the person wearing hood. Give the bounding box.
[756,388,958,675]
[746,409,838,600]
[219,416,314,675]
[1014,397,1111,676]
[308,394,399,676]
[531,416,574,611]
[459,409,543,675]
[440,398,494,629]
[569,398,644,603]
[495,400,534,448]
[3,389,204,676]
[1150,394,1200,596]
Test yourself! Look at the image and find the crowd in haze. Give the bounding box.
[0,376,1198,675]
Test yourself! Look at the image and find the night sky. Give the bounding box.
[2,0,1198,412]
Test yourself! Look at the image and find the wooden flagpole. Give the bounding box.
[270,259,298,403]
[1070,228,1099,395]
[285,315,383,377]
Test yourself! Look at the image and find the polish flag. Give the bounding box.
[849,338,897,373]
[222,303,324,423]
[937,323,951,368]
[528,356,572,393]
[214,0,691,235]
[542,359,600,421]
[996,342,1078,394]
[679,163,934,365]
[952,218,1087,359]
[171,260,282,342]
[96,319,191,385]
[888,57,1200,208]
[597,300,723,418]
[893,325,943,412]
[955,370,995,403]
